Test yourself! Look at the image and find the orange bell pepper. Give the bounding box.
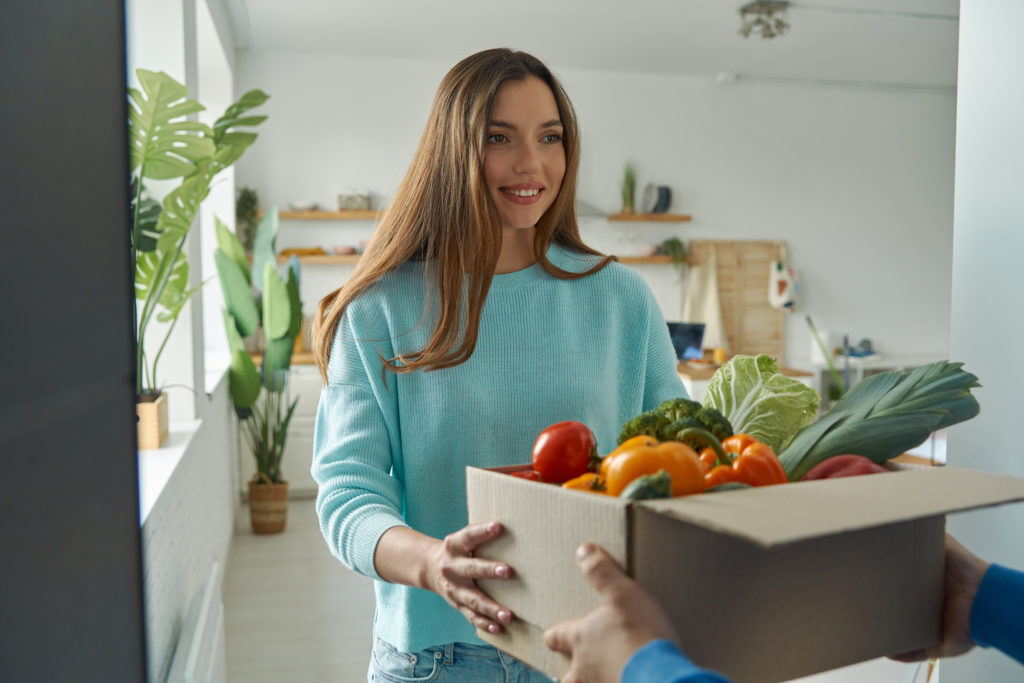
[561,471,608,493]
[601,439,705,497]
[680,429,789,488]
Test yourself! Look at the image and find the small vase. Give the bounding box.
[248,474,288,534]
[136,391,168,450]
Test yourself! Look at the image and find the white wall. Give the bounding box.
[234,50,956,364]
[943,0,1024,680]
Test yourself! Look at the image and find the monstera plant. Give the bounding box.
[214,208,302,533]
[128,68,268,448]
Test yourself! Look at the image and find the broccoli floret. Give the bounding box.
[694,405,733,442]
[654,398,734,442]
[617,411,670,445]
[656,397,704,423]
[661,417,707,449]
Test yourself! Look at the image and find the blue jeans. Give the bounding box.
[368,638,557,682]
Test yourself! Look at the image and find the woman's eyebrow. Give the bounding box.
[489,119,564,130]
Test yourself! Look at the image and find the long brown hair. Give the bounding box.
[313,48,613,380]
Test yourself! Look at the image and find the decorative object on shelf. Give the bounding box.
[332,245,357,255]
[236,186,260,257]
[642,183,673,214]
[287,201,318,212]
[620,164,636,214]
[337,190,371,211]
[129,68,268,449]
[738,1,790,39]
[657,237,688,279]
[214,208,302,534]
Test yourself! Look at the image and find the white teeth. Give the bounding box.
[503,188,539,197]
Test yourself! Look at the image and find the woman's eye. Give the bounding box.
[487,133,507,143]
[541,133,563,144]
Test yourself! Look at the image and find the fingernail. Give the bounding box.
[488,623,501,634]
[497,610,511,623]
[577,543,595,560]
[487,522,501,534]
[495,565,509,579]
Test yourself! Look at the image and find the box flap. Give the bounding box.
[638,467,1024,548]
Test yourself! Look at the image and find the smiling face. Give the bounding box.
[483,77,566,235]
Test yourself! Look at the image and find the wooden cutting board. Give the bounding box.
[687,240,786,361]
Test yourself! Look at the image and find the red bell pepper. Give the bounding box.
[801,454,888,481]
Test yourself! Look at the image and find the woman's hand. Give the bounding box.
[890,534,990,663]
[422,521,516,634]
[544,543,680,683]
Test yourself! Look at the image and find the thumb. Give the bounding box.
[576,543,628,597]
[543,619,577,655]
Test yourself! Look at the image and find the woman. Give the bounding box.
[312,48,687,681]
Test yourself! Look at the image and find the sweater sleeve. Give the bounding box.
[312,307,408,581]
[641,286,689,409]
[970,563,1024,665]
[622,640,731,683]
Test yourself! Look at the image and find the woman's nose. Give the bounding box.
[513,142,542,174]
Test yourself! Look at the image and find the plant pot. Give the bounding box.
[248,474,288,534]
[137,391,168,450]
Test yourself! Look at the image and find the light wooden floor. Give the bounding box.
[223,499,931,683]
[223,497,377,682]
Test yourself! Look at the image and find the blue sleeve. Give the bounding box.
[970,563,1024,665]
[622,640,731,683]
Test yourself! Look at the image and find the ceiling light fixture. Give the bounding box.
[739,1,791,39]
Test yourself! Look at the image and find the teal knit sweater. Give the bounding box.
[312,244,687,653]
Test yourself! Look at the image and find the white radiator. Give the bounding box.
[166,562,227,683]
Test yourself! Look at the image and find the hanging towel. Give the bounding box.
[682,245,728,352]
[768,242,799,311]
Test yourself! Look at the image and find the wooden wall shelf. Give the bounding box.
[608,212,692,222]
[278,254,690,265]
[262,209,381,220]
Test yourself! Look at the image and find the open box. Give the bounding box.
[466,464,1024,683]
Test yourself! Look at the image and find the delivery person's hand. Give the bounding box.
[543,543,680,683]
[423,520,516,634]
[890,534,990,662]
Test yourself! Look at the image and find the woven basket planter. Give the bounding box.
[248,474,288,534]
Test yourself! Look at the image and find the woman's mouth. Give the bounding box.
[499,185,544,204]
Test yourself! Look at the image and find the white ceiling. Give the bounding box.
[230,0,960,88]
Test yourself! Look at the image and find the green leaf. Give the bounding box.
[135,244,188,309]
[215,215,250,282]
[155,174,210,252]
[228,349,261,409]
[214,249,259,337]
[251,207,279,292]
[285,262,302,339]
[128,69,215,179]
[262,261,291,340]
[264,341,293,379]
[222,308,246,356]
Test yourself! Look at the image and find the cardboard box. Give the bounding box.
[466,465,1024,683]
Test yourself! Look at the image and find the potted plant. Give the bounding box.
[235,186,260,258]
[214,209,303,534]
[128,68,268,448]
[621,163,637,214]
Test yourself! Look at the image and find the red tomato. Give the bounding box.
[509,469,541,481]
[531,421,597,484]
